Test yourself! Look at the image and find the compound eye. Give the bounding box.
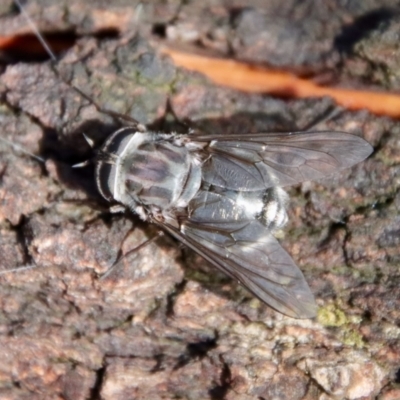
[95,158,117,201]
[94,127,137,202]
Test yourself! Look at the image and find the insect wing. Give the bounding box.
[194,131,373,191]
[159,190,317,318]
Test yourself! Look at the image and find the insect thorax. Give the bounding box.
[95,127,202,221]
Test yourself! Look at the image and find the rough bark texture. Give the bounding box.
[0,1,399,399]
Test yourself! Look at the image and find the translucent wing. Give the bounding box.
[193,131,373,191]
[158,190,317,318]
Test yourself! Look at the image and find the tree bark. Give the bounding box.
[0,1,398,399]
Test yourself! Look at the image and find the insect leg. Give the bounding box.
[70,84,146,131]
[14,0,146,132]
[300,105,345,131]
[99,231,164,280]
[162,98,197,134]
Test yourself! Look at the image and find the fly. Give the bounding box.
[94,125,372,318]
[7,0,373,318]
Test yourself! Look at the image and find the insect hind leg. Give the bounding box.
[300,105,344,131]
[99,231,164,280]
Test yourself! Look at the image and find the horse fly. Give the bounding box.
[6,1,373,318]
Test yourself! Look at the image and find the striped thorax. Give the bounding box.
[95,128,202,224]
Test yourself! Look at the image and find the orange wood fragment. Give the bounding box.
[162,47,400,119]
[2,31,400,119]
